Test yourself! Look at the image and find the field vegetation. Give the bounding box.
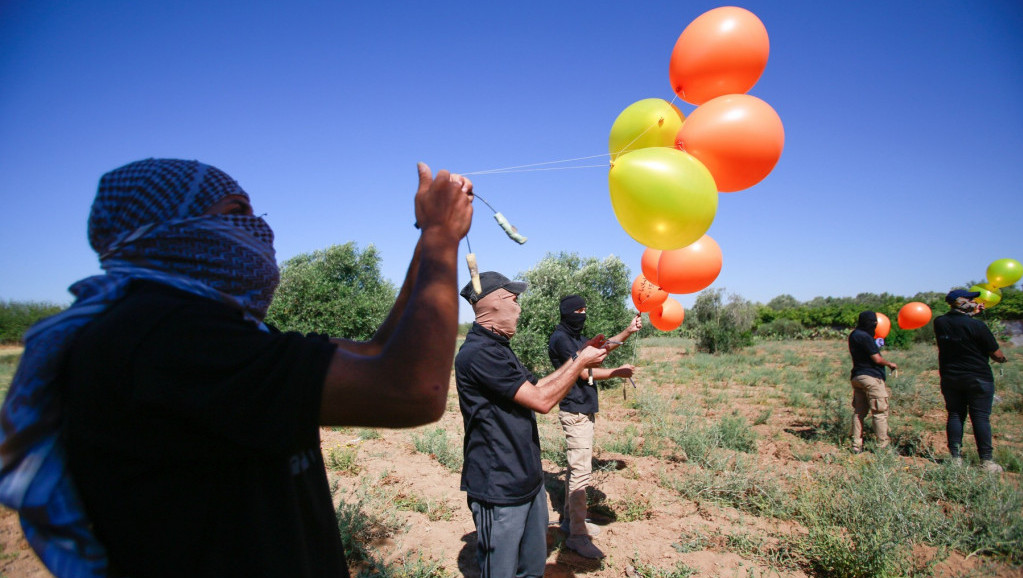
[3,334,1020,577]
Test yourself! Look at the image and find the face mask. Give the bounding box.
[954,299,980,316]
[474,289,521,338]
[561,312,586,334]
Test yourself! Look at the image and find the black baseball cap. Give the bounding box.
[945,289,981,305]
[460,271,527,304]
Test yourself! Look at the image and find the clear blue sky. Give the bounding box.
[2,0,1021,323]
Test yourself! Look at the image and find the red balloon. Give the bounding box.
[675,94,784,192]
[631,274,669,313]
[874,313,891,339]
[650,297,685,331]
[668,6,770,105]
[897,302,932,330]
[641,248,662,286]
[656,235,722,294]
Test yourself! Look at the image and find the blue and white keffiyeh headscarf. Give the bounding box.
[0,158,280,577]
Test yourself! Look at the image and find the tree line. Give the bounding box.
[2,245,1019,359]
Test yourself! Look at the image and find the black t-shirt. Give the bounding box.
[62,281,347,578]
[548,326,597,414]
[934,310,1000,382]
[848,328,885,380]
[454,323,541,505]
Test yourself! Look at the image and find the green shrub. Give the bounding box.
[755,318,805,339]
[265,243,396,339]
[714,412,758,454]
[792,452,955,577]
[327,444,361,475]
[0,300,65,344]
[690,289,756,354]
[411,428,462,472]
[513,252,635,374]
[922,461,1023,563]
[628,560,698,577]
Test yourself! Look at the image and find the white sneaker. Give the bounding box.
[980,460,1004,473]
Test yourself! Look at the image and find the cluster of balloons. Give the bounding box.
[612,7,784,331]
[872,257,1021,339]
[969,258,1022,309]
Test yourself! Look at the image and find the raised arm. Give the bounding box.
[319,163,473,427]
[576,314,642,381]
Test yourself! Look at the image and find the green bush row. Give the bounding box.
[0,300,66,344]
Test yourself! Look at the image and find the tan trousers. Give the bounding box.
[559,411,595,538]
[850,375,890,450]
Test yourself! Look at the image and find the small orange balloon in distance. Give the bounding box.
[874,312,891,339]
[675,94,784,192]
[668,6,770,105]
[656,235,722,294]
[897,302,932,330]
[641,248,662,286]
[632,274,669,313]
[650,297,685,331]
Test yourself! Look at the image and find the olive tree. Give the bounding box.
[512,252,636,375]
[265,243,396,340]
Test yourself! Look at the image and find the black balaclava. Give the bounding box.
[559,294,587,336]
[856,311,878,334]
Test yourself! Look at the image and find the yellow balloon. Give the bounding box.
[970,283,1002,308]
[608,147,718,250]
[608,98,684,160]
[986,258,1022,288]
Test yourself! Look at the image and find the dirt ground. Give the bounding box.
[1,343,1019,577]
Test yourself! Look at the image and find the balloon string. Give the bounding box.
[610,119,660,159]
[468,164,609,175]
[462,153,611,176]
[462,105,673,176]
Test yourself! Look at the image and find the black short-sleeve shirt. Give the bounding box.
[934,310,1000,382]
[848,327,885,381]
[548,326,597,414]
[62,281,347,578]
[454,323,541,505]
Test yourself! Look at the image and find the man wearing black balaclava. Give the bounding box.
[547,295,641,559]
[848,311,898,453]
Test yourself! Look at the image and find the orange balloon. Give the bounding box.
[632,274,669,313]
[650,297,684,331]
[874,313,891,339]
[897,302,932,330]
[641,248,662,286]
[675,94,784,192]
[656,235,722,294]
[668,6,770,105]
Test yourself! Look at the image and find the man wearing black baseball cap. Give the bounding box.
[933,289,1008,472]
[455,272,608,577]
